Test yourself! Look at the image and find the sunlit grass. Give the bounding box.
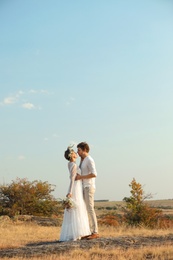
[0,222,59,249]
[1,245,173,260]
[1,221,173,249]
[1,199,173,259]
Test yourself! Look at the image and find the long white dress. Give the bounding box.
[59,162,90,241]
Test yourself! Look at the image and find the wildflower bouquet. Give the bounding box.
[61,197,75,210]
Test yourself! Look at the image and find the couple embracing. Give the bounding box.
[59,142,99,241]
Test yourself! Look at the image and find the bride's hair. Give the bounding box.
[64,146,74,161]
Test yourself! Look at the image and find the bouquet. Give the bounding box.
[61,197,76,210]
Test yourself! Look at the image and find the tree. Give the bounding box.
[0,178,59,217]
[123,178,162,228]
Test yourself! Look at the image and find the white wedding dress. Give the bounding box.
[59,162,90,241]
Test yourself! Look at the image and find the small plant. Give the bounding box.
[123,178,162,228]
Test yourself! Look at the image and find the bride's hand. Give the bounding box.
[66,193,72,198]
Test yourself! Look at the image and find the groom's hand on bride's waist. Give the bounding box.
[75,174,82,181]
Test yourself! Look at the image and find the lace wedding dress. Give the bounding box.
[59,162,90,241]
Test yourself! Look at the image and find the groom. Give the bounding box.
[76,142,99,239]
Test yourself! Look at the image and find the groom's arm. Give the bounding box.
[75,173,96,180]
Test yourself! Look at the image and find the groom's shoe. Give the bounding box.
[81,234,91,240]
[87,233,99,240]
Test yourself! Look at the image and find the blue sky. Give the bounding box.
[0,0,173,201]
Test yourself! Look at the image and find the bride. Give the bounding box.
[59,146,90,241]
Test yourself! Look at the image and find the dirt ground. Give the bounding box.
[0,235,173,258]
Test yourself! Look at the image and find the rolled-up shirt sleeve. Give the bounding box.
[88,158,97,176]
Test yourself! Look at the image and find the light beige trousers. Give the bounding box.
[83,187,98,234]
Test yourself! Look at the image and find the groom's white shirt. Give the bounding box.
[80,155,97,189]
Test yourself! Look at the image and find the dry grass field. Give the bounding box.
[94,199,173,213]
[1,246,173,260]
[0,199,173,259]
[1,223,173,260]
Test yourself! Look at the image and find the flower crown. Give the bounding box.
[67,144,74,159]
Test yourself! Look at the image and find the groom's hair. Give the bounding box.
[77,142,90,152]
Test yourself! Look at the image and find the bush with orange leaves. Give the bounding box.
[123,178,163,228]
[98,213,123,227]
[157,214,173,229]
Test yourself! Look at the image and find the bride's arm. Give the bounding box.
[66,164,77,197]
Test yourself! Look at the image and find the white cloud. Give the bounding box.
[18,155,25,160]
[1,89,52,109]
[3,96,17,104]
[22,103,35,109]
[1,90,24,106]
[44,137,49,141]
